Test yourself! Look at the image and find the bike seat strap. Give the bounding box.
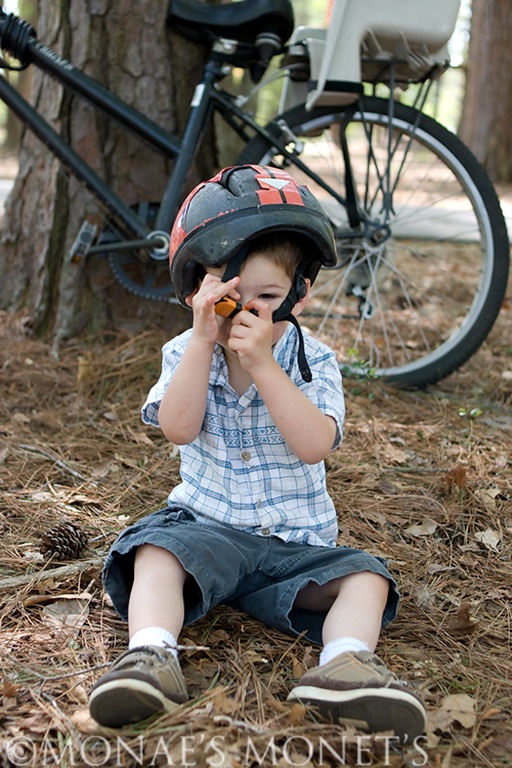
[167,0,294,47]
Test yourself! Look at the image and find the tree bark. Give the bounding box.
[459,0,512,183]
[0,0,217,341]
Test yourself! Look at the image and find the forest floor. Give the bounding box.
[0,210,511,764]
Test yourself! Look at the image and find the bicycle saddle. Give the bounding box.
[167,0,294,47]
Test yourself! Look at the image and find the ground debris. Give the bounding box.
[1,292,511,767]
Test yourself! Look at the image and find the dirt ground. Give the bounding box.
[0,259,511,767]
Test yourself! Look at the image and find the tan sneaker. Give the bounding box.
[89,646,188,727]
[287,651,426,743]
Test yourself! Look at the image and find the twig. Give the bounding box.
[0,558,103,592]
[16,661,111,683]
[164,641,211,653]
[17,443,96,484]
[213,715,272,735]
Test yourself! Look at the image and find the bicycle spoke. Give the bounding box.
[239,96,509,385]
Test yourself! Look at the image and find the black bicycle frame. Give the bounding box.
[0,35,197,248]
[0,20,349,256]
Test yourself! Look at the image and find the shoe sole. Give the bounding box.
[89,678,181,728]
[287,685,426,744]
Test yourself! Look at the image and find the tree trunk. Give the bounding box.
[0,0,218,342]
[459,0,512,183]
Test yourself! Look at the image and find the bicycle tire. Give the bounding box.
[237,97,510,388]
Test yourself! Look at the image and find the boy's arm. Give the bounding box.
[158,275,240,444]
[229,304,338,464]
[157,335,215,444]
[253,360,337,464]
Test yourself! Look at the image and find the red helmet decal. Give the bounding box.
[253,166,305,207]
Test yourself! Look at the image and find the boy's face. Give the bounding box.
[208,252,307,348]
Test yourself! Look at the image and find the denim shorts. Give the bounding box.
[103,507,399,645]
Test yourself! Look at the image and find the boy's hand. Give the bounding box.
[188,275,240,345]
[228,301,275,373]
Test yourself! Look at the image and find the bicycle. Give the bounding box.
[0,0,509,388]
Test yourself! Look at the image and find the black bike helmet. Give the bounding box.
[169,164,337,380]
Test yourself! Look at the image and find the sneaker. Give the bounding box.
[89,646,188,727]
[287,651,426,743]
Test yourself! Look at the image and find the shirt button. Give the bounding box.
[261,528,270,536]
[240,451,251,462]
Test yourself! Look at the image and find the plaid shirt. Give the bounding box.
[142,324,345,547]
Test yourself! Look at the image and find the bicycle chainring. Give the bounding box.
[101,202,175,302]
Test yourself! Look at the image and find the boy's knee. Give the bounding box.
[134,545,187,578]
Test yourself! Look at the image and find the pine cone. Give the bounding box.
[40,520,89,560]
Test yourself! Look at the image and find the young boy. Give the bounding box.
[89,165,426,742]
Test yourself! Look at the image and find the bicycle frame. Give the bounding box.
[0,38,218,253]
[0,13,355,261]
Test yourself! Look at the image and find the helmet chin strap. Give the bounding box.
[222,253,312,382]
[272,287,312,383]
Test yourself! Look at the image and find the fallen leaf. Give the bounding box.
[41,598,90,629]
[440,693,477,728]
[302,646,318,670]
[382,444,408,464]
[376,479,402,495]
[474,528,501,551]
[445,463,467,489]
[406,518,438,537]
[211,688,237,715]
[287,702,307,724]
[427,563,456,574]
[446,603,477,635]
[30,411,63,432]
[474,488,501,511]
[427,693,477,738]
[292,656,305,678]
[11,412,31,425]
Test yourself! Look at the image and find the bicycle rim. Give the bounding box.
[238,97,509,387]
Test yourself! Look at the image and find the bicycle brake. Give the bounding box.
[275,119,304,155]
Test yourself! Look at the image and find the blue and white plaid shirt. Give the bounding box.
[142,324,345,547]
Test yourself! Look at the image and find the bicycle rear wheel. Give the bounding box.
[237,97,510,388]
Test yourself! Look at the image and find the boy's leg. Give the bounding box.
[295,571,388,649]
[129,543,187,641]
[288,571,426,743]
[89,545,189,727]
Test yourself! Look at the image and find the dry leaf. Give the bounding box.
[474,528,501,551]
[382,444,408,464]
[211,688,237,715]
[445,463,467,489]
[77,352,96,386]
[302,646,318,670]
[446,602,477,635]
[474,488,501,511]
[292,655,305,678]
[11,412,31,425]
[427,693,477,739]
[287,702,307,724]
[406,518,438,537]
[41,598,90,629]
[440,693,477,728]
